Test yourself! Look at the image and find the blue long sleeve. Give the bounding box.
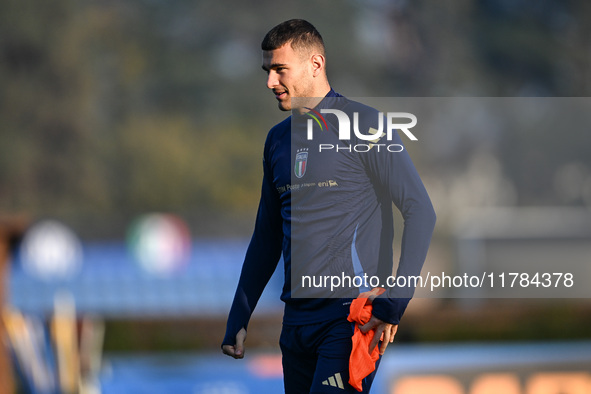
[222,91,436,343]
[361,115,436,325]
[222,147,283,347]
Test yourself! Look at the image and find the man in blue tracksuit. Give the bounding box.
[222,19,436,393]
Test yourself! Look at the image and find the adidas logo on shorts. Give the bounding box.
[322,372,345,389]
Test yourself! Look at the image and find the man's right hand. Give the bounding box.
[222,328,247,359]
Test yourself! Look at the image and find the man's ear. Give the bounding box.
[310,54,325,77]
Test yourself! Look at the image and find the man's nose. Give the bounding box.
[266,71,278,90]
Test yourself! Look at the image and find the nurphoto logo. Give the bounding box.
[305,109,418,153]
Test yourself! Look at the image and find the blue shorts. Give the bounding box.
[280,317,381,393]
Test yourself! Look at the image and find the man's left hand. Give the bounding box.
[359,316,398,355]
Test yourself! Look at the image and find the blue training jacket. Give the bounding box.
[222,90,436,347]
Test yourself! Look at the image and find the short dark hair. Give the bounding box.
[261,19,325,56]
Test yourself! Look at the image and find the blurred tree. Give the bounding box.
[1,0,590,238]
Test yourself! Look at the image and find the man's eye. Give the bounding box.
[276,67,285,72]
